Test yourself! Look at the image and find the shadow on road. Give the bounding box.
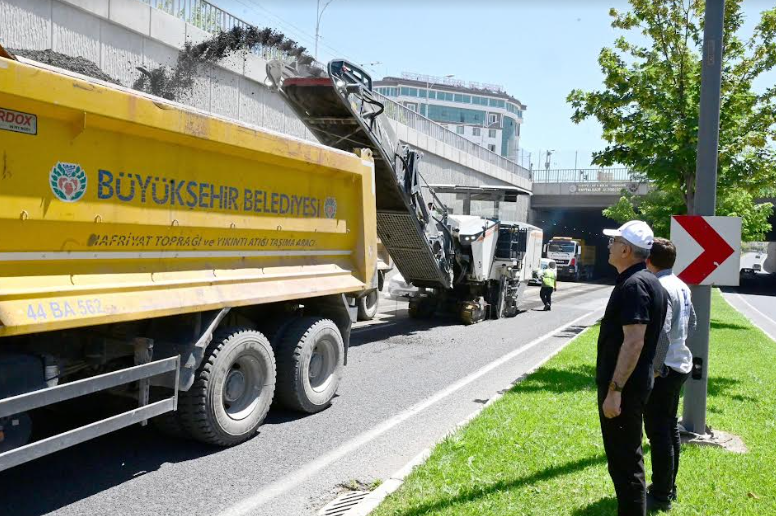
[350,313,459,348]
[722,273,776,297]
[0,408,219,516]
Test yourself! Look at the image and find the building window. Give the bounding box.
[405,102,417,112]
[426,105,487,125]
[473,127,481,136]
[488,129,497,138]
[488,144,496,152]
[428,91,436,99]
[456,126,464,134]
[409,87,418,97]
[462,95,471,103]
[488,113,499,126]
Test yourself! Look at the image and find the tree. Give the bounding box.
[568,0,776,241]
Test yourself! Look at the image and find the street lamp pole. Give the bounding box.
[426,74,454,119]
[314,0,335,62]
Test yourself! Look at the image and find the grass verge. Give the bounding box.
[372,290,776,515]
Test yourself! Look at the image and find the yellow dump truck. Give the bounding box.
[0,53,376,470]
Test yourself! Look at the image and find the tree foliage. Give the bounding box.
[569,0,776,240]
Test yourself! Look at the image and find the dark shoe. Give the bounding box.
[547,305,552,311]
[647,492,672,512]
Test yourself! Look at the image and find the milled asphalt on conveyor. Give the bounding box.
[0,282,612,516]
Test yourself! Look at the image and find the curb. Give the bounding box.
[346,307,604,516]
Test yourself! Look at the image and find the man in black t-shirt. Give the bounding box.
[598,220,667,516]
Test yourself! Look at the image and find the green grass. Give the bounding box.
[373,290,776,515]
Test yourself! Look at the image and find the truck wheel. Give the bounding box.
[357,290,380,321]
[275,317,344,414]
[177,329,275,447]
[492,277,507,320]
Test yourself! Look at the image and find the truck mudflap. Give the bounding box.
[0,356,179,472]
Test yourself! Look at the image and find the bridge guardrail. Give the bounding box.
[532,168,646,183]
[143,0,303,63]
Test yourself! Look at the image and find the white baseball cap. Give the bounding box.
[603,220,654,250]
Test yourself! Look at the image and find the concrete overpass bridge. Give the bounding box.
[529,168,652,278]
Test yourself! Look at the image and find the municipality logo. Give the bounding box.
[324,197,337,219]
[50,162,87,202]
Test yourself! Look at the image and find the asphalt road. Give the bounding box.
[722,265,776,340]
[740,252,763,270]
[0,282,612,516]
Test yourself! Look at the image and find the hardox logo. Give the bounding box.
[324,197,337,219]
[50,162,87,202]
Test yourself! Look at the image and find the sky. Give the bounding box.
[218,0,775,170]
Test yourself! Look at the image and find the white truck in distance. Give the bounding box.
[545,237,596,281]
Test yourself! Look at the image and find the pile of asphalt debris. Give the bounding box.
[133,25,314,100]
[11,26,314,102]
[10,48,122,85]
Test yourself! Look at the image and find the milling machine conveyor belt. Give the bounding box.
[269,60,452,289]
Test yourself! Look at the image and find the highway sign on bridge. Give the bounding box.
[671,215,741,286]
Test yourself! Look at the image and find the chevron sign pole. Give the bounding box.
[679,0,728,437]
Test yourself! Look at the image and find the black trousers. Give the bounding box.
[540,286,553,307]
[598,386,649,516]
[644,368,690,501]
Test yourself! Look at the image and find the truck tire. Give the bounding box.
[177,329,275,447]
[492,277,507,320]
[275,317,344,413]
[357,290,380,321]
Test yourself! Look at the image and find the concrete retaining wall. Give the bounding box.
[0,0,312,140]
[0,0,528,213]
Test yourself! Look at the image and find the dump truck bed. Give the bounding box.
[0,57,376,338]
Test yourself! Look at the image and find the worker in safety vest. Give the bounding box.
[540,261,557,311]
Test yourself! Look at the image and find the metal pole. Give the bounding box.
[682,0,725,436]
[426,81,431,119]
[314,0,320,61]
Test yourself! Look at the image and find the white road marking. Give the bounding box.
[732,293,776,341]
[217,308,602,516]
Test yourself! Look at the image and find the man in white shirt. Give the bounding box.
[645,237,695,512]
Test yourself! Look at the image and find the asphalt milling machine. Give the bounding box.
[266,60,542,325]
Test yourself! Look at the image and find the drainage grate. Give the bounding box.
[318,490,369,516]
